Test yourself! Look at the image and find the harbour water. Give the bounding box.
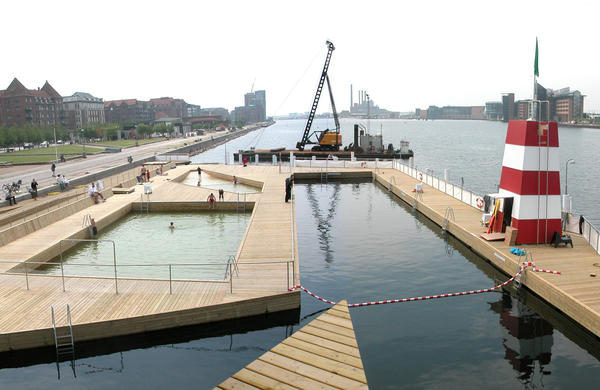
[1,119,599,388]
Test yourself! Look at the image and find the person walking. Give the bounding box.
[51,162,56,177]
[285,177,292,202]
[146,169,150,182]
[30,178,38,200]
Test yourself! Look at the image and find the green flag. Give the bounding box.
[534,38,539,77]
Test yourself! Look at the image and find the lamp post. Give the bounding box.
[565,159,575,195]
[81,129,86,158]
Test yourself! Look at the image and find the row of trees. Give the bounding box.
[0,122,179,149]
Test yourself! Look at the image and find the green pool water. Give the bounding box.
[38,212,251,280]
[182,172,260,194]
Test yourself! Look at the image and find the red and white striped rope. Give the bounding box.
[289,262,561,308]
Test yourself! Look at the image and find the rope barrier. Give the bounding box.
[289,262,561,308]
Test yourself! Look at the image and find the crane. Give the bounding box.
[296,40,342,151]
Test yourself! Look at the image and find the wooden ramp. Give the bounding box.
[216,300,368,390]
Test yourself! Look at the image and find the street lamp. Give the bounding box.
[81,129,86,158]
[565,159,575,195]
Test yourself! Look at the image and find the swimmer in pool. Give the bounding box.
[169,222,175,229]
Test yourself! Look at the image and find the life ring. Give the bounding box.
[476,197,484,209]
[419,173,423,181]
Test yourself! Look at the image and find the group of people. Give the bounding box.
[207,189,225,209]
[137,167,151,184]
[56,174,70,191]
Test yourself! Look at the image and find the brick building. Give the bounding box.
[63,92,105,129]
[150,97,187,120]
[0,78,64,127]
[104,99,155,124]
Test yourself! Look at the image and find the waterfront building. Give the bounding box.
[515,100,531,120]
[186,103,202,118]
[548,88,584,122]
[104,99,154,124]
[62,92,105,130]
[485,101,503,120]
[502,93,515,122]
[232,90,266,125]
[424,105,484,120]
[150,97,187,120]
[197,107,229,121]
[0,78,64,128]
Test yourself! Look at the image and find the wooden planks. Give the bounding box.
[215,300,368,390]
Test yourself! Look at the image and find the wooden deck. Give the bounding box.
[215,300,368,390]
[373,168,600,338]
[0,164,302,351]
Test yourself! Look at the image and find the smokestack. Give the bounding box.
[350,84,353,109]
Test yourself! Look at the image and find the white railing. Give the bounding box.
[580,217,600,255]
[391,159,485,211]
[156,154,189,161]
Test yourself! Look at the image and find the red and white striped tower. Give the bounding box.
[498,120,561,244]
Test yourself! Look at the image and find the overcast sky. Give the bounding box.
[2,0,598,115]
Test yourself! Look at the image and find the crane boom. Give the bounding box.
[325,75,340,134]
[296,40,335,151]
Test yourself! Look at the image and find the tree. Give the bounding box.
[136,124,153,139]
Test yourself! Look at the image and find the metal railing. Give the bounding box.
[580,216,600,255]
[391,159,484,211]
[59,238,117,293]
[1,259,295,295]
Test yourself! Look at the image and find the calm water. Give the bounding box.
[181,172,260,194]
[38,212,250,280]
[2,120,600,389]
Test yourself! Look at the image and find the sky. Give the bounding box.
[2,0,599,116]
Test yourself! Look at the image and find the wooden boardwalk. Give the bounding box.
[216,300,368,390]
[0,164,302,351]
[374,168,600,338]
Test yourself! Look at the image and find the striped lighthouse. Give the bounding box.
[498,120,561,244]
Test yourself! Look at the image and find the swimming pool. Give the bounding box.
[37,212,251,281]
[182,171,260,194]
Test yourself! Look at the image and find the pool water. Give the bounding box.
[38,212,251,280]
[182,171,260,194]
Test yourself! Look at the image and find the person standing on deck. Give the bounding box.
[30,178,38,200]
[146,168,150,182]
[218,188,224,200]
[197,166,202,176]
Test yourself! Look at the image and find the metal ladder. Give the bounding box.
[140,194,149,213]
[82,214,94,237]
[236,193,247,213]
[320,167,328,184]
[52,304,76,378]
[442,207,455,232]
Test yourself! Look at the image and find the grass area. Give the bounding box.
[0,145,104,164]
[94,138,167,148]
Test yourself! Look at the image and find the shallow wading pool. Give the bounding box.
[36,212,251,280]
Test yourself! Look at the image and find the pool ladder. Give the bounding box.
[51,304,76,378]
[320,168,328,183]
[236,193,247,213]
[442,207,455,232]
[82,214,95,237]
[140,194,150,213]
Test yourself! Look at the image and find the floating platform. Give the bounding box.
[234,149,412,162]
[215,300,368,389]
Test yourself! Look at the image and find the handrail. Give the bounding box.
[59,238,118,294]
[1,258,295,294]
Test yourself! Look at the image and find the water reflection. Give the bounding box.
[490,291,553,388]
[305,183,341,263]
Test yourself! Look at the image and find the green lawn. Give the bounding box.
[0,145,104,164]
[94,138,167,148]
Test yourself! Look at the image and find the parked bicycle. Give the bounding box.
[2,179,22,194]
